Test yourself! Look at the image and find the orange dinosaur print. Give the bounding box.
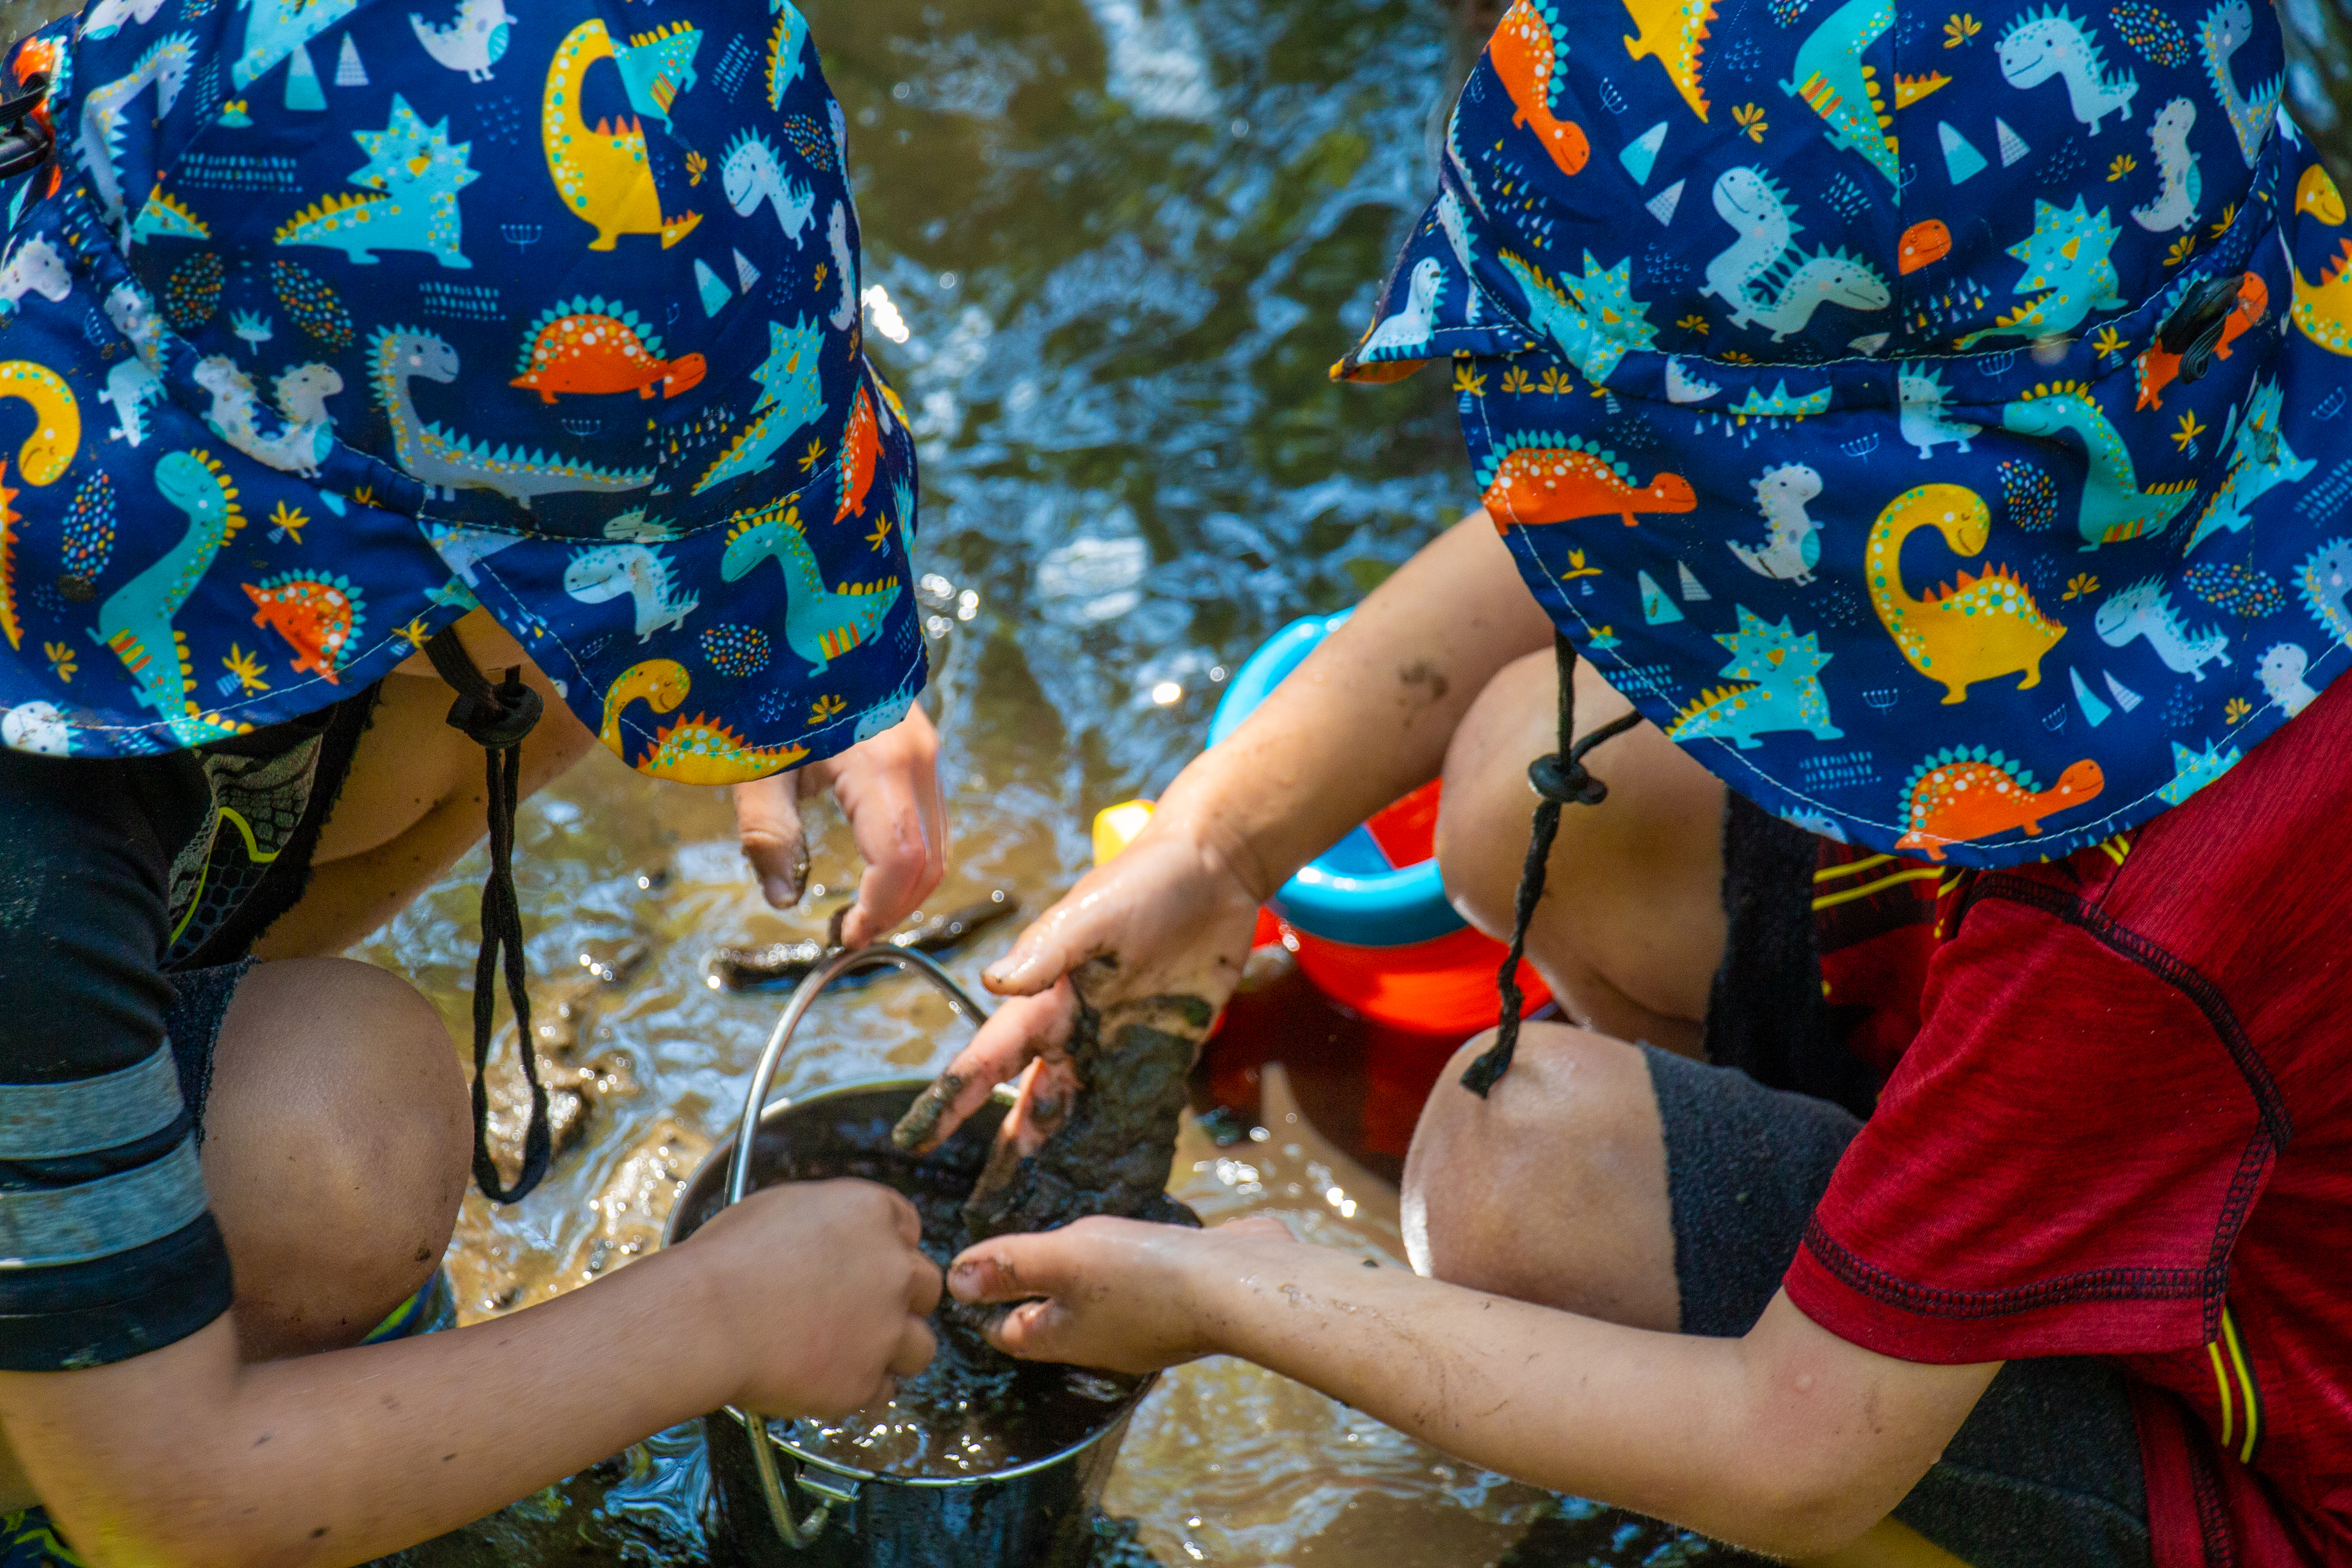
[245,573,363,685]
[1480,433,1697,527]
[834,383,880,525]
[1491,0,1590,176]
[510,297,708,403]
[1897,219,1950,274]
[1895,749,2104,860]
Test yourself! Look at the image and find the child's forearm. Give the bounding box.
[3,1247,730,1568]
[1156,510,1554,902]
[1178,1239,1990,1559]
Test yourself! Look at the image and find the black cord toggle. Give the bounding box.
[423,628,552,1204]
[445,671,543,750]
[0,73,54,184]
[1460,635,1635,1099]
[2156,273,2248,387]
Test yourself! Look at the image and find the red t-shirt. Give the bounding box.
[1784,672,2352,1568]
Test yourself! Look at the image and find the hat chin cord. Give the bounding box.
[1459,635,1639,1098]
[423,627,554,1204]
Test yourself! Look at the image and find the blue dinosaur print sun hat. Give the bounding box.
[0,0,922,782]
[1343,0,2352,865]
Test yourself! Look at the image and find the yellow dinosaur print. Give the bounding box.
[598,658,807,784]
[0,360,81,486]
[540,21,702,252]
[1622,0,1716,121]
[1867,483,2066,704]
[2292,237,2352,357]
[2297,162,2344,225]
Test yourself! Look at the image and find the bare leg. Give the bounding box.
[0,958,470,1510]
[1404,1024,1970,1568]
[1435,652,1729,1058]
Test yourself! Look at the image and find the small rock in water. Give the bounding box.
[710,891,1020,990]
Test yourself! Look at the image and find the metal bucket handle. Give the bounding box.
[717,945,994,1551]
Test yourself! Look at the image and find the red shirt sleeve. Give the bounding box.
[1784,888,2274,1364]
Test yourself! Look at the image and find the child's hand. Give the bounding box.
[946,1215,1295,1376]
[686,1178,943,1418]
[734,704,945,946]
[889,809,1261,1155]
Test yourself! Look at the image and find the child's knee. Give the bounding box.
[201,960,468,1353]
[1401,1024,1670,1301]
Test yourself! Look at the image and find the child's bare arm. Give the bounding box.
[899,509,1557,1152]
[950,1219,1998,1562]
[0,1182,940,1568]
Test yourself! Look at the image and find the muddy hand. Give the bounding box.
[890,814,1262,1156]
[948,1214,1294,1376]
[734,704,946,946]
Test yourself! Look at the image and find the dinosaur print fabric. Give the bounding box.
[0,0,922,782]
[1344,0,2352,867]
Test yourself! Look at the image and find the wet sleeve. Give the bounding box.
[0,748,234,1371]
[1783,892,2266,1363]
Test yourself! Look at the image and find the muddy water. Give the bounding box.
[352,0,1750,1563]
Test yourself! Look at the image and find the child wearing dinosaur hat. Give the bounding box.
[0,3,955,1563]
[905,0,2352,1563]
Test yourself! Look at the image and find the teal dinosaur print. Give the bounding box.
[2198,0,2281,167]
[2185,378,2316,553]
[274,95,480,269]
[2157,735,2239,805]
[2299,538,2352,645]
[692,317,829,495]
[614,21,702,130]
[1496,250,1659,384]
[230,0,359,92]
[1998,7,2140,133]
[2000,380,2199,548]
[368,327,654,509]
[77,32,196,224]
[718,498,902,674]
[767,1,812,109]
[1780,0,1897,186]
[128,185,208,248]
[90,450,248,746]
[1664,605,1843,749]
[1961,197,2127,346]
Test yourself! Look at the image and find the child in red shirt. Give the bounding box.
[881,0,2352,1558]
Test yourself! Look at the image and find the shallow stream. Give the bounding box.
[332,0,1759,1561]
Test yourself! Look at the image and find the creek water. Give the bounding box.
[313,0,1764,1561]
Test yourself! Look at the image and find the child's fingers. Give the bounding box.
[834,756,941,947]
[888,1317,937,1380]
[731,772,810,909]
[978,884,1104,994]
[945,1232,1064,1306]
[988,1298,1069,1361]
[891,983,1074,1152]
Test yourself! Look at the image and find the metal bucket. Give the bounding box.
[662,948,1152,1568]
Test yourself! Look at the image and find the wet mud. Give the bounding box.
[956,975,1209,1240]
[670,1088,1144,1480]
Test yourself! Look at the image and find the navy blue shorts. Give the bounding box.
[1644,1044,2151,1568]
